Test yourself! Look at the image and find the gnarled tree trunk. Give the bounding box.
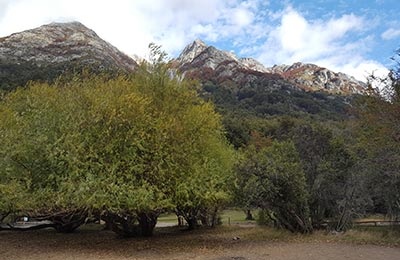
[33,209,88,233]
[106,211,159,237]
[176,207,200,230]
[245,209,254,220]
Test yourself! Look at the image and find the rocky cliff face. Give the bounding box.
[176,39,208,65]
[176,40,366,95]
[239,57,269,73]
[176,41,286,92]
[266,62,366,94]
[0,22,137,90]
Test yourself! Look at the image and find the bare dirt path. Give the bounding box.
[0,227,399,260]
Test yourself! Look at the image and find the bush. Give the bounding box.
[235,141,313,233]
[0,48,234,236]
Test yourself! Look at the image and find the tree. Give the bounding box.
[353,49,400,220]
[291,124,365,230]
[235,141,312,233]
[0,45,234,236]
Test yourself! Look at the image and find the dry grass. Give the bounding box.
[1,224,399,260]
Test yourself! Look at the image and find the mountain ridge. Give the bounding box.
[175,39,367,95]
[0,22,366,96]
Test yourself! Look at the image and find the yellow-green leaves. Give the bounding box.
[0,63,234,220]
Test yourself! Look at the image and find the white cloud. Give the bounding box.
[316,57,389,83]
[0,0,239,57]
[232,7,254,27]
[258,8,365,63]
[255,7,386,82]
[381,28,400,40]
[0,0,12,22]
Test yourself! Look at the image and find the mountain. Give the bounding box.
[174,40,362,120]
[175,39,366,95]
[175,39,288,94]
[0,22,137,91]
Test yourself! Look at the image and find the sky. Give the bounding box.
[0,0,399,82]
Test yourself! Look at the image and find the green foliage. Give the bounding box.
[0,47,234,235]
[0,59,123,92]
[256,209,272,226]
[201,81,351,122]
[291,124,365,229]
[353,50,400,220]
[235,141,312,233]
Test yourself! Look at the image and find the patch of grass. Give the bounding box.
[208,224,400,247]
[336,226,400,246]
[220,209,256,224]
[354,214,386,222]
[158,213,178,224]
[226,225,296,242]
[130,211,400,247]
[157,209,256,225]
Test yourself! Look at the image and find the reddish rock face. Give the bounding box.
[175,40,367,95]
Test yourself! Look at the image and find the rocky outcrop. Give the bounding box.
[0,21,137,70]
[0,22,137,90]
[176,39,208,65]
[239,57,269,73]
[266,62,367,94]
[176,40,366,95]
[176,41,285,92]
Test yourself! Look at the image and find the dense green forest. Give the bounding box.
[0,46,399,236]
[229,51,400,233]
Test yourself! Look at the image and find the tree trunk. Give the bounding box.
[245,209,254,220]
[137,212,157,237]
[186,217,198,230]
[54,221,83,233]
[100,214,113,230]
[209,207,220,227]
[0,212,10,223]
[176,207,199,230]
[200,208,210,227]
[108,211,158,237]
[104,220,113,230]
[52,212,87,233]
[177,215,184,226]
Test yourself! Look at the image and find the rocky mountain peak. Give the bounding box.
[3,21,99,51]
[0,21,137,90]
[187,46,240,70]
[193,38,207,47]
[0,21,137,70]
[177,39,208,64]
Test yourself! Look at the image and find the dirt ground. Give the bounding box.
[1,226,399,260]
